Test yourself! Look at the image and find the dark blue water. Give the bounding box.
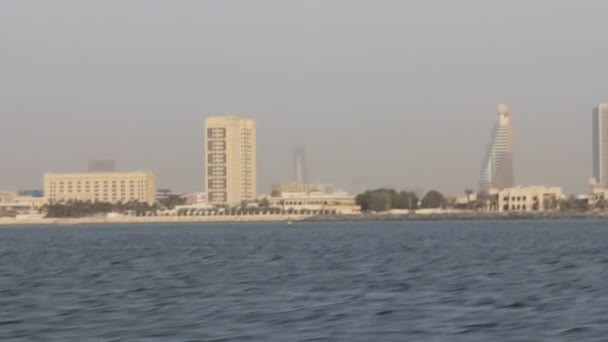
[1,220,608,341]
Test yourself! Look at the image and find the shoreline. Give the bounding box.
[2,211,608,226]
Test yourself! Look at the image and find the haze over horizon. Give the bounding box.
[2,0,607,195]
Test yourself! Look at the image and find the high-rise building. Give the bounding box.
[43,172,156,204]
[293,145,309,184]
[205,115,256,206]
[592,104,608,185]
[479,104,514,192]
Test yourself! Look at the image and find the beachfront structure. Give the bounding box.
[0,194,45,213]
[455,193,478,205]
[271,183,323,195]
[479,104,514,192]
[293,145,309,183]
[266,191,361,215]
[205,115,256,206]
[0,191,17,203]
[183,192,207,205]
[494,186,562,212]
[592,104,608,186]
[43,172,156,205]
[588,177,608,206]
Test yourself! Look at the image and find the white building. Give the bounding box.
[588,177,608,206]
[205,115,256,206]
[266,191,360,215]
[494,186,562,212]
[0,191,17,204]
[183,192,207,205]
[0,191,45,214]
[455,193,478,205]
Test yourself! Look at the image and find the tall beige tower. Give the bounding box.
[205,115,256,206]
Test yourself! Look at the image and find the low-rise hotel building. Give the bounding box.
[44,172,156,205]
[494,186,562,212]
[0,191,17,203]
[0,191,45,214]
[267,191,360,215]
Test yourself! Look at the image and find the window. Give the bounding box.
[208,141,226,151]
[207,128,226,139]
[208,153,226,164]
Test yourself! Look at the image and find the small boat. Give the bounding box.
[286,219,294,227]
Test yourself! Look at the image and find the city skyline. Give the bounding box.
[2,1,608,195]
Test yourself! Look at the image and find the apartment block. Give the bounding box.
[205,115,256,206]
[44,172,156,204]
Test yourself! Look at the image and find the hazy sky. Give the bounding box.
[1,0,607,195]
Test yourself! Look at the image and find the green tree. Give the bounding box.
[158,195,186,210]
[355,191,372,211]
[398,191,419,210]
[368,191,392,212]
[356,188,420,211]
[421,190,446,209]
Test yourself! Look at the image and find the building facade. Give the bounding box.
[593,104,608,185]
[0,191,45,215]
[479,104,514,192]
[205,115,256,206]
[0,191,17,203]
[495,186,562,212]
[271,183,322,195]
[266,191,360,215]
[44,172,156,204]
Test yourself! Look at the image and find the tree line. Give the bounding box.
[355,189,446,212]
[43,195,186,218]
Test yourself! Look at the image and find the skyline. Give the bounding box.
[2,1,608,194]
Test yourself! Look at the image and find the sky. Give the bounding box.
[1,0,607,195]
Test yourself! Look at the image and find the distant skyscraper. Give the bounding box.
[479,104,514,192]
[293,145,309,183]
[205,115,256,206]
[592,103,608,185]
[88,160,116,172]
